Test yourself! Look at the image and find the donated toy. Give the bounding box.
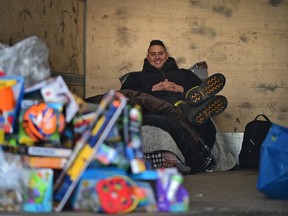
[53,90,127,212]
[22,103,65,141]
[22,169,53,212]
[19,102,65,145]
[24,76,79,123]
[156,168,189,212]
[0,76,24,133]
[96,176,141,214]
[125,105,146,174]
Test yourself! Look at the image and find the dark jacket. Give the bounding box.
[121,57,202,103]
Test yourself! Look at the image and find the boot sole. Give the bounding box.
[185,73,226,105]
[188,95,228,126]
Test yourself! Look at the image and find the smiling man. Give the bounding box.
[121,40,227,108]
[86,40,228,172]
[121,40,205,103]
[119,40,228,172]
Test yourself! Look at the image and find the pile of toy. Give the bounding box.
[0,36,189,214]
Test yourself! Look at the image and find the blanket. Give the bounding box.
[141,125,237,171]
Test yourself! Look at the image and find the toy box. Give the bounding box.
[22,168,54,212]
[0,76,24,134]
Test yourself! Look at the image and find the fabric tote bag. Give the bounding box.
[257,123,288,200]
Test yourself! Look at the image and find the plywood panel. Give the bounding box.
[86,0,288,132]
[0,0,84,97]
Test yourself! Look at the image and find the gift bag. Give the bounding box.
[257,123,288,200]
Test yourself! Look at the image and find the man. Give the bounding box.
[121,39,227,126]
[86,40,227,173]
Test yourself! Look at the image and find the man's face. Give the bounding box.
[147,45,168,69]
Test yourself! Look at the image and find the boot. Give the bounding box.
[180,95,228,126]
[185,73,226,105]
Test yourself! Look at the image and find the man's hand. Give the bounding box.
[151,79,184,93]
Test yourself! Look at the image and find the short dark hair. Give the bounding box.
[148,40,166,51]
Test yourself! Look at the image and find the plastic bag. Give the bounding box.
[0,36,51,88]
[257,123,288,199]
[0,147,25,211]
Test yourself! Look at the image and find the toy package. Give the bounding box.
[72,168,158,213]
[22,169,53,212]
[96,175,141,214]
[40,76,79,123]
[22,156,68,169]
[0,76,24,134]
[156,168,189,212]
[0,115,4,143]
[18,102,65,146]
[93,111,130,169]
[125,105,146,174]
[134,181,158,212]
[71,167,127,212]
[53,90,127,212]
[24,76,79,123]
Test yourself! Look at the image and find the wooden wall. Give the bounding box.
[0,0,287,132]
[86,0,288,132]
[0,0,85,97]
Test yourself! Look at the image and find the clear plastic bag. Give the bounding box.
[0,148,24,211]
[0,36,51,88]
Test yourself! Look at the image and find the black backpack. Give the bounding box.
[239,114,272,169]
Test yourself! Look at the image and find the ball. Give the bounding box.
[22,103,65,142]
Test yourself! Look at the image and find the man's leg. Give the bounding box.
[119,89,200,144]
[85,90,214,172]
[174,73,228,126]
[180,95,228,126]
[119,90,209,172]
[143,114,203,173]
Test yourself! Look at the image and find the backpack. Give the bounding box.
[239,114,272,169]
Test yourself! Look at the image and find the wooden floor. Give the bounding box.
[3,169,288,216]
[183,169,288,215]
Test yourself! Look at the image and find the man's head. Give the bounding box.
[147,40,169,69]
